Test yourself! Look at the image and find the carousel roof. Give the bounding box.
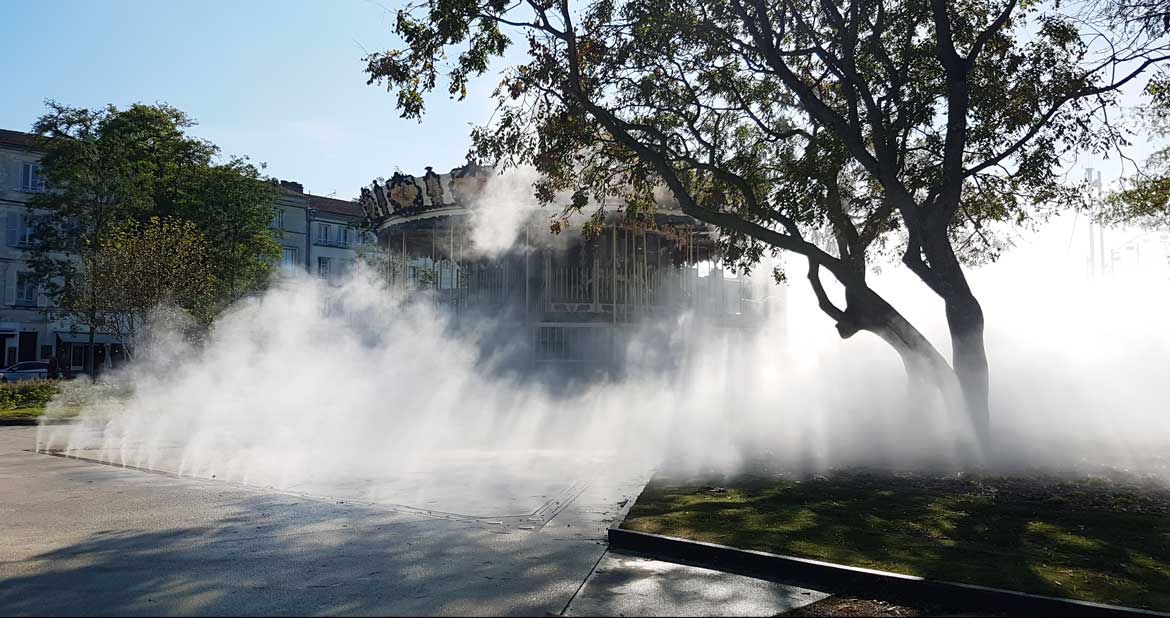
[358,164,704,229]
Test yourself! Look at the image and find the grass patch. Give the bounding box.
[0,379,130,421]
[0,405,82,420]
[621,469,1170,611]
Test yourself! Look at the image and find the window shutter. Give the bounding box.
[6,212,19,247]
[21,164,30,190]
[4,269,14,306]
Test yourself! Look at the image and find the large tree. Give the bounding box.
[27,101,280,363]
[365,0,1169,453]
[82,217,217,359]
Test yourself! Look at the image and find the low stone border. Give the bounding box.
[0,418,74,426]
[608,527,1169,617]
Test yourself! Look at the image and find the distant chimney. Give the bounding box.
[279,180,304,194]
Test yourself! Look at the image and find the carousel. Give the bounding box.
[359,165,775,373]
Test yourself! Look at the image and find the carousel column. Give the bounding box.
[430,226,437,312]
[610,225,618,374]
[449,222,456,317]
[525,224,534,369]
[641,229,649,314]
[591,245,600,312]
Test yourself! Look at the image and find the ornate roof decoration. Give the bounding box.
[447,163,493,205]
[423,166,444,205]
[387,172,425,216]
[361,163,499,228]
[372,183,390,217]
[359,163,706,236]
[358,187,378,221]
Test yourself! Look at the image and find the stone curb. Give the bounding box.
[607,527,1169,617]
[0,418,76,426]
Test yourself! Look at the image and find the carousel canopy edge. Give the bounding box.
[359,164,707,231]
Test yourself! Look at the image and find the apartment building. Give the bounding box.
[0,129,87,368]
[0,127,375,374]
[270,180,372,279]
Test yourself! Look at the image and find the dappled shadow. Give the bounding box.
[0,472,614,616]
[622,469,1170,612]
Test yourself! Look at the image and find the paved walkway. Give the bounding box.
[0,426,826,616]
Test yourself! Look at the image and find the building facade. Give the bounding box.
[0,129,71,368]
[0,127,375,374]
[269,180,373,279]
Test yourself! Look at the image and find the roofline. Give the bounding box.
[0,129,43,151]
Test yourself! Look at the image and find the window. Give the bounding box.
[15,273,37,306]
[341,227,351,246]
[20,163,45,192]
[317,223,330,243]
[6,212,34,247]
[272,208,285,230]
[317,256,331,278]
[281,247,298,273]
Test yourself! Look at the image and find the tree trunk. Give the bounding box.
[920,233,992,458]
[944,289,990,454]
[844,285,956,392]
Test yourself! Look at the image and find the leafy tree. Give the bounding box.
[27,102,204,378]
[163,159,281,308]
[1103,0,1170,35]
[365,0,1169,452]
[27,101,280,368]
[83,217,217,359]
[1102,75,1170,227]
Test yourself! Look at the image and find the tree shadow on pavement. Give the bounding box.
[0,493,609,617]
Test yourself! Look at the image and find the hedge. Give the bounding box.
[0,380,60,410]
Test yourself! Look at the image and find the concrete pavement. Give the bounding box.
[0,426,827,616]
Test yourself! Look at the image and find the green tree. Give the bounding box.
[27,101,280,366]
[1103,77,1170,227]
[164,159,281,308]
[365,0,1169,454]
[27,102,201,378]
[84,217,217,359]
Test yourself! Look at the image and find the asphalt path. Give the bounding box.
[0,426,826,616]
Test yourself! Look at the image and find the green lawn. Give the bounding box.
[0,405,81,420]
[621,470,1170,612]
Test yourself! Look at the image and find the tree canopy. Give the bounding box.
[84,217,217,356]
[26,101,281,340]
[366,0,1170,452]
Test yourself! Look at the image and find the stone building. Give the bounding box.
[0,129,78,368]
[0,127,374,374]
[268,180,374,279]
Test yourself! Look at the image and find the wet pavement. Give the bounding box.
[1,426,828,616]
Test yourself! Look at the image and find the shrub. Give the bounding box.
[0,380,60,410]
[53,379,132,407]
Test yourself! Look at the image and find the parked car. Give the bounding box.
[0,361,50,382]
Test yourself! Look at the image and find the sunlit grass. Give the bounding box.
[622,470,1170,611]
[0,406,82,420]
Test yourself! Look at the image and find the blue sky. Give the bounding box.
[0,1,1156,200]
[0,0,499,200]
